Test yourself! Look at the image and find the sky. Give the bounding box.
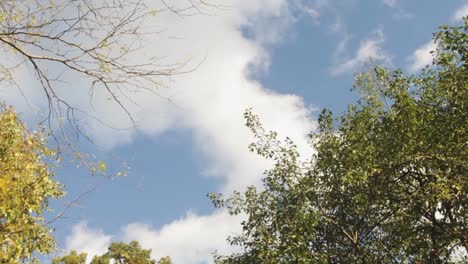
[2,0,468,263]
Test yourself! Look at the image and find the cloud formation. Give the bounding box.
[452,4,468,22]
[331,29,391,75]
[64,222,112,263]
[122,210,243,264]
[382,0,412,20]
[64,211,243,264]
[407,40,436,73]
[382,0,398,8]
[407,3,467,73]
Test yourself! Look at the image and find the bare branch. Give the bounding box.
[0,0,212,138]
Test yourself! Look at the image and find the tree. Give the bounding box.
[53,241,172,264]
[0,105,64,263]
[52,251,87,264]
[212,18,467,263]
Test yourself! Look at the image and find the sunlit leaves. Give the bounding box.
[54,241,172,264]
[52,251,87,264]
[0,105,64,263]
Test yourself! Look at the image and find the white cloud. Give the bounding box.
[64,221,112,263]
[304,6,320,20]
[452,4,468,22]
[294,1,321,24]
[300,0,334,23]
[331,29,391,75]
[122,210,243,264]
[407,3,467,74]
[407,40,436,73]
[382,0,412,19]
[383,0,398,8]
[64,210,242,264]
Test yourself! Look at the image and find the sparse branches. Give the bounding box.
[0,0,213,132]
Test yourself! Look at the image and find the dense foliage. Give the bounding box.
[52,251,86,264]
[0,106,64,263]
[53,241,172,264]
[212,18,467,263]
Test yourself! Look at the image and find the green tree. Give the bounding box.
[54,241,172,264]
[0,105,64,263]
[212,18,467,263]
[52,251,87,264]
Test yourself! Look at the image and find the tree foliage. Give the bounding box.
[52,251,87,264]
[212,18,467,263]
[53,241,172,264]
[0,105,64,263]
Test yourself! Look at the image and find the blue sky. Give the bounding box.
[3,0,467,263]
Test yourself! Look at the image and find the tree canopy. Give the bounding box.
[0,105,64,263]
[53,241,172,264]
[212,18,467,263]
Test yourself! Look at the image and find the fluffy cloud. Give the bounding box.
[64,221,112,263]
[122,210,243,264]
[64,211,242,264]
[407,40,436,73]
[331,29,391,76]
[452,4,468,22]
[407,3,466,73]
